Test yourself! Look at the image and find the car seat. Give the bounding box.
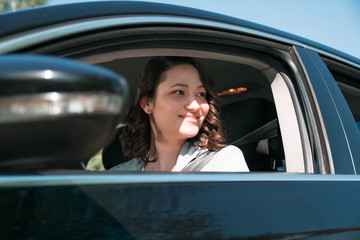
[102,127,131,170]
[221,98,284,171]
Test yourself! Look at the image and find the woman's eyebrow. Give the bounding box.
[170,83,188,88]
[169,83,205,89]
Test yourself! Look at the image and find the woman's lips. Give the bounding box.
[179,114,200,122]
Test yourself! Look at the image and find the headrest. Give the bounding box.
[102,127,132,170]
[221,98,277,144]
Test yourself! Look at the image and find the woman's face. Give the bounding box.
[141,64,210,143]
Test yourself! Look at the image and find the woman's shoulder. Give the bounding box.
[201,145,249,172]
[109,158,144,171]
[217,145,243,154]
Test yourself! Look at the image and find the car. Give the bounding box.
[0,1,359,239]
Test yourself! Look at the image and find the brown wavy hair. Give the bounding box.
[120,56,227,163]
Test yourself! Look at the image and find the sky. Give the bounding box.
[49,0,360,60]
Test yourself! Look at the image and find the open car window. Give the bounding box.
[76,51,309,173]
[13,23,312,173]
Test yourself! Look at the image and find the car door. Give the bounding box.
[1,2,360,239]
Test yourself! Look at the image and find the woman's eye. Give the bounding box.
[173,90,184,95]
[197,92,206,97]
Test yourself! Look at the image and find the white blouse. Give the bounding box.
[110,142,249,172]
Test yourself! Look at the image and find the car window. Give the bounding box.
[10,24,309,173]
[82,52,306,173]
[85,56,287,172]
[322,57,360,129]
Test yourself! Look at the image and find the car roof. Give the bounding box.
[0,1,359,65]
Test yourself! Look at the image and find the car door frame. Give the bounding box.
[294,46,360,174]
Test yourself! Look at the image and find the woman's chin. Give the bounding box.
[179,127,200,139]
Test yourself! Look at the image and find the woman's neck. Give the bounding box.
[145,138,185,171]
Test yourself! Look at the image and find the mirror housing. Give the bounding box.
[0,55,129,171]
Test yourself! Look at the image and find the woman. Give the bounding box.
[111,56,249,172]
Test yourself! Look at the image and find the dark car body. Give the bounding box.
[0,1,360,239]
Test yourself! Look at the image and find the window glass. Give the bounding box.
[325,60,360,126]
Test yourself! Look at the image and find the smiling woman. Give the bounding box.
[110,56,249,172]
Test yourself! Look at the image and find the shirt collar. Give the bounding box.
[172,141,200,171]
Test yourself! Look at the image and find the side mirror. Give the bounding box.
[0,55,129,171]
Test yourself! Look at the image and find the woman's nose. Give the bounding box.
[185,97,200,111]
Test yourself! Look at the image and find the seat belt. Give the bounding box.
[182,150,218,171]
[232,119,278,146]
[182,119,278,171]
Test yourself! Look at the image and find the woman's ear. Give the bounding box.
[139,96,153,114]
